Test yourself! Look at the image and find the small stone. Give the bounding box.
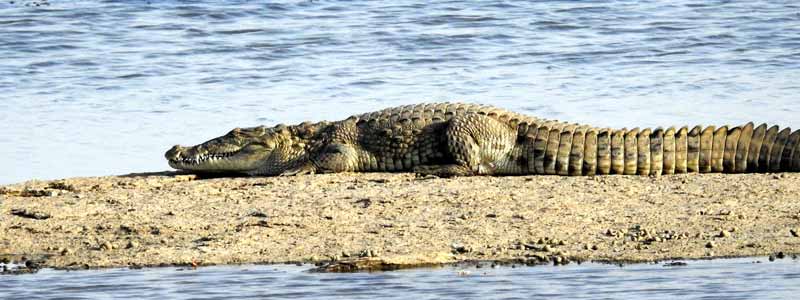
[718,230,731,238]
[705,242,715,248]
[591,244,600,251]
[24,260,40,269]
[247,209,268,218]
[542,245,552,252]
[10,209,51,220]
[126,240,139,249]
[101,241,113,251]
[790,229,799,237]
[60,248,72,256]
[776,252,786,259]
[451,243,469,254]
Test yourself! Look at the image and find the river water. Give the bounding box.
[2,0,800,298]
[2,0,799,184]
[2,258,799,299]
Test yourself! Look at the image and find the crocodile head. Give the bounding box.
[165,125,305,175]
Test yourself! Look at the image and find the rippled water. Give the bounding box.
[2,258,800,299]
[2,0,799,184]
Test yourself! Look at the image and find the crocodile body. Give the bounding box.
[165,103,800,176]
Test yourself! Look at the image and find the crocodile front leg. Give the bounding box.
[413,113,520,177]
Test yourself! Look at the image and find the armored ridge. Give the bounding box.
[165,103,800,176]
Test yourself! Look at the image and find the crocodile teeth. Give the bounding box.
[174,151,240,165]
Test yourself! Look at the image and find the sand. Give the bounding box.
[2,172,800,273]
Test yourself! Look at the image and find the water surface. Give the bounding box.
[2,0,799,183]
[2,258,799,299]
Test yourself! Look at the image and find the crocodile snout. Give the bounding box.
[165,145,185,160]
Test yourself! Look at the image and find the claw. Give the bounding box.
[413,164,473,177]
[280,164,316,176]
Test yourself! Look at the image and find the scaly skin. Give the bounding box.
[165,103,800,176]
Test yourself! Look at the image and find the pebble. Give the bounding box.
[705,242,715,248]
[247,210,268,218]
[24,260,40,269]
[790,229,799,237]
[126,241,139,249]
[101,241,114,251]
[451,243,470,254]
[718,230,731,238]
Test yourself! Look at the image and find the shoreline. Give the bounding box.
[2,254,796,275]
[3,172,800,273]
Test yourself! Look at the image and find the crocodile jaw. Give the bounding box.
[165,144,269,173]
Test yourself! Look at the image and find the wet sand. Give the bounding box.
[2,172,800,272]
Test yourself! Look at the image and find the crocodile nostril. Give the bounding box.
[165,145,185,159]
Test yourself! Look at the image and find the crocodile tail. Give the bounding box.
[617,123,800,175]
[522,123,800,176]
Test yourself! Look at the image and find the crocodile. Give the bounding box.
[165,102,800,177]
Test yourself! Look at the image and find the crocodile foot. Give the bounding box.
[413,164,473,178]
